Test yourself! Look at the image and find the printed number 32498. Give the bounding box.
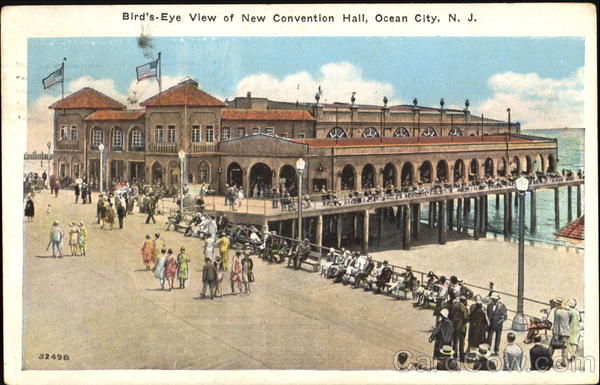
[38,353,70,360]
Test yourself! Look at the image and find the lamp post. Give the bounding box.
[98,143,105,193]
[46,141,52,186]
[178,149,186,214]
[507,108,511,135]
[512,176,529,331]
[296,157,306,240]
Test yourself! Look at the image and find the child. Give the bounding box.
[46,204,52,215]
[68,222,80,256]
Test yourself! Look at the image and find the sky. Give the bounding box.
[27,36,584,151]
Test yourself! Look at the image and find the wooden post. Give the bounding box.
[463,198,470,225]
[554,187,560,230]
[530,190,537,234]
[507,192,513,234]
[456,199,463,232]
[503,192,510,240]
[567,186,573,223]
[316,215,323,248]
[396,206,402,229]
[428,202,435,228]
[481,195,488,238]
[448,199,454,232]
[576,184,582,217]
[438,200,447,244]
[337,214,342,249]
[362,210,369,253]
[495,194,500,210]
[412,203,420,240]
[377,208,383,246]
[474,197,480,240]
[291,218,296,239]
[402,205,411,250]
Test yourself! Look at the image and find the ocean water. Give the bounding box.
[427,128,585,248]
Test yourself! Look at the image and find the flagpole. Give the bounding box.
[157,52,162,94]
[61,61,65,100]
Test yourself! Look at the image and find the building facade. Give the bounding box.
[49,78,555,195]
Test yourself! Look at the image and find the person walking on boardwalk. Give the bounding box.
[165,249,177,291]
[549,297,570,367]
[141,235,154,270]
[450,296,469,362]
[74,182,80,203]
[47,221,64,258]
[154,248,167,290]
[24,193,35,222]
[486,294,507,355]
[117,196,126,229]
[105,202,116,230]
[213,257,224,298]
[468,301,488,350]
[177,247,190,288]
[566,298,581,362]
[68,222,81,256]
[53,179,60,198]
[152,233,165,267]
[201,257,218,299]
[241,252,254,295]
[78,222,87,256]
[215,233,230,271]
[145,194,157,224]
[429,308,454,361]
[230,253,243,295]
[97,196,107,227]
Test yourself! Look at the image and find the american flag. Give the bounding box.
[136,58,158,81]
[42,65,63,89]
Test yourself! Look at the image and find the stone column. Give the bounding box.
[362,210,370,253]
[396,206,402,229]
[377,208,383,246]
[438,200,447,244]
[495,194,500,210]
[316,215,323,248]
[402,205,411,250]
[567,186,573,223]
[463,198,470,223]
[554,187,560,230]
[530,190,537,234]
[428,202,435,228]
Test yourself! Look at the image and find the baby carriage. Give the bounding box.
[523,307,553,344]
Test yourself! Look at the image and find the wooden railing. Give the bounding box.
[190,142,217,153]
[149,143,177,153]
[55,141,79,150]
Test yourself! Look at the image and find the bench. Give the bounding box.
[165,212,194,232]
[301,251,322,272]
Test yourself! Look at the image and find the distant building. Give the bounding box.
[50,79,557,194]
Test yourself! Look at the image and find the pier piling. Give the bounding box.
[402,205,411,250]
[576,185,582,218]
[567,186,573,223]
[554,187,560,230]
[438,200,447,244]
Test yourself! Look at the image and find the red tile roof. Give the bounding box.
[290,135,532,148]
[48,87,126,110]
[555,216,584,241]
[140,79,225,107]
[85,110,145,121]
[222,109,315,121]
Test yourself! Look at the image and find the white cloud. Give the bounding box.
[474,68,584,129]
[233,62,402,105]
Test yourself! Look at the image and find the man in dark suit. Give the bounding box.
[486,294,507,355]
[530,335,553,371]
[201,257,218,299]
[450,296,469,361]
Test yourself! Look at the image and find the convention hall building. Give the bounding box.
[49,78,558,194]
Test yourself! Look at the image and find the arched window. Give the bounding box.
[448,127,462,136]
[393,127,410,137]
[91,127,103,149]
[361,127,379,138]
[129,127,144,151]
[112,127,123,150]
[327,127,347,139]
[421,127,437,137]
[198,161,210,184]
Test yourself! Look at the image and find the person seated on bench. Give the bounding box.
[293,239,312,270]
[415,271,438,307]
[354,258,375,288]
[391,265,416,296]
[166,212,183,231]
[184,214,202,236]
[333,251,359,282]
[322,248,344,277]
[249,227,262,250]
[321,248,339,276]
[374,260,393,294]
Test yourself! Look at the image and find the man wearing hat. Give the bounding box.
[473,343,497,371]
[436,345,459,371]
[47,221,64,258]
[549,297,570,366]
[429,308,454,361]
[215,232,230,271]
[486,294,507,355]
[374,260,393,294]
[294,238,312,270]
[450,296,469,362]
